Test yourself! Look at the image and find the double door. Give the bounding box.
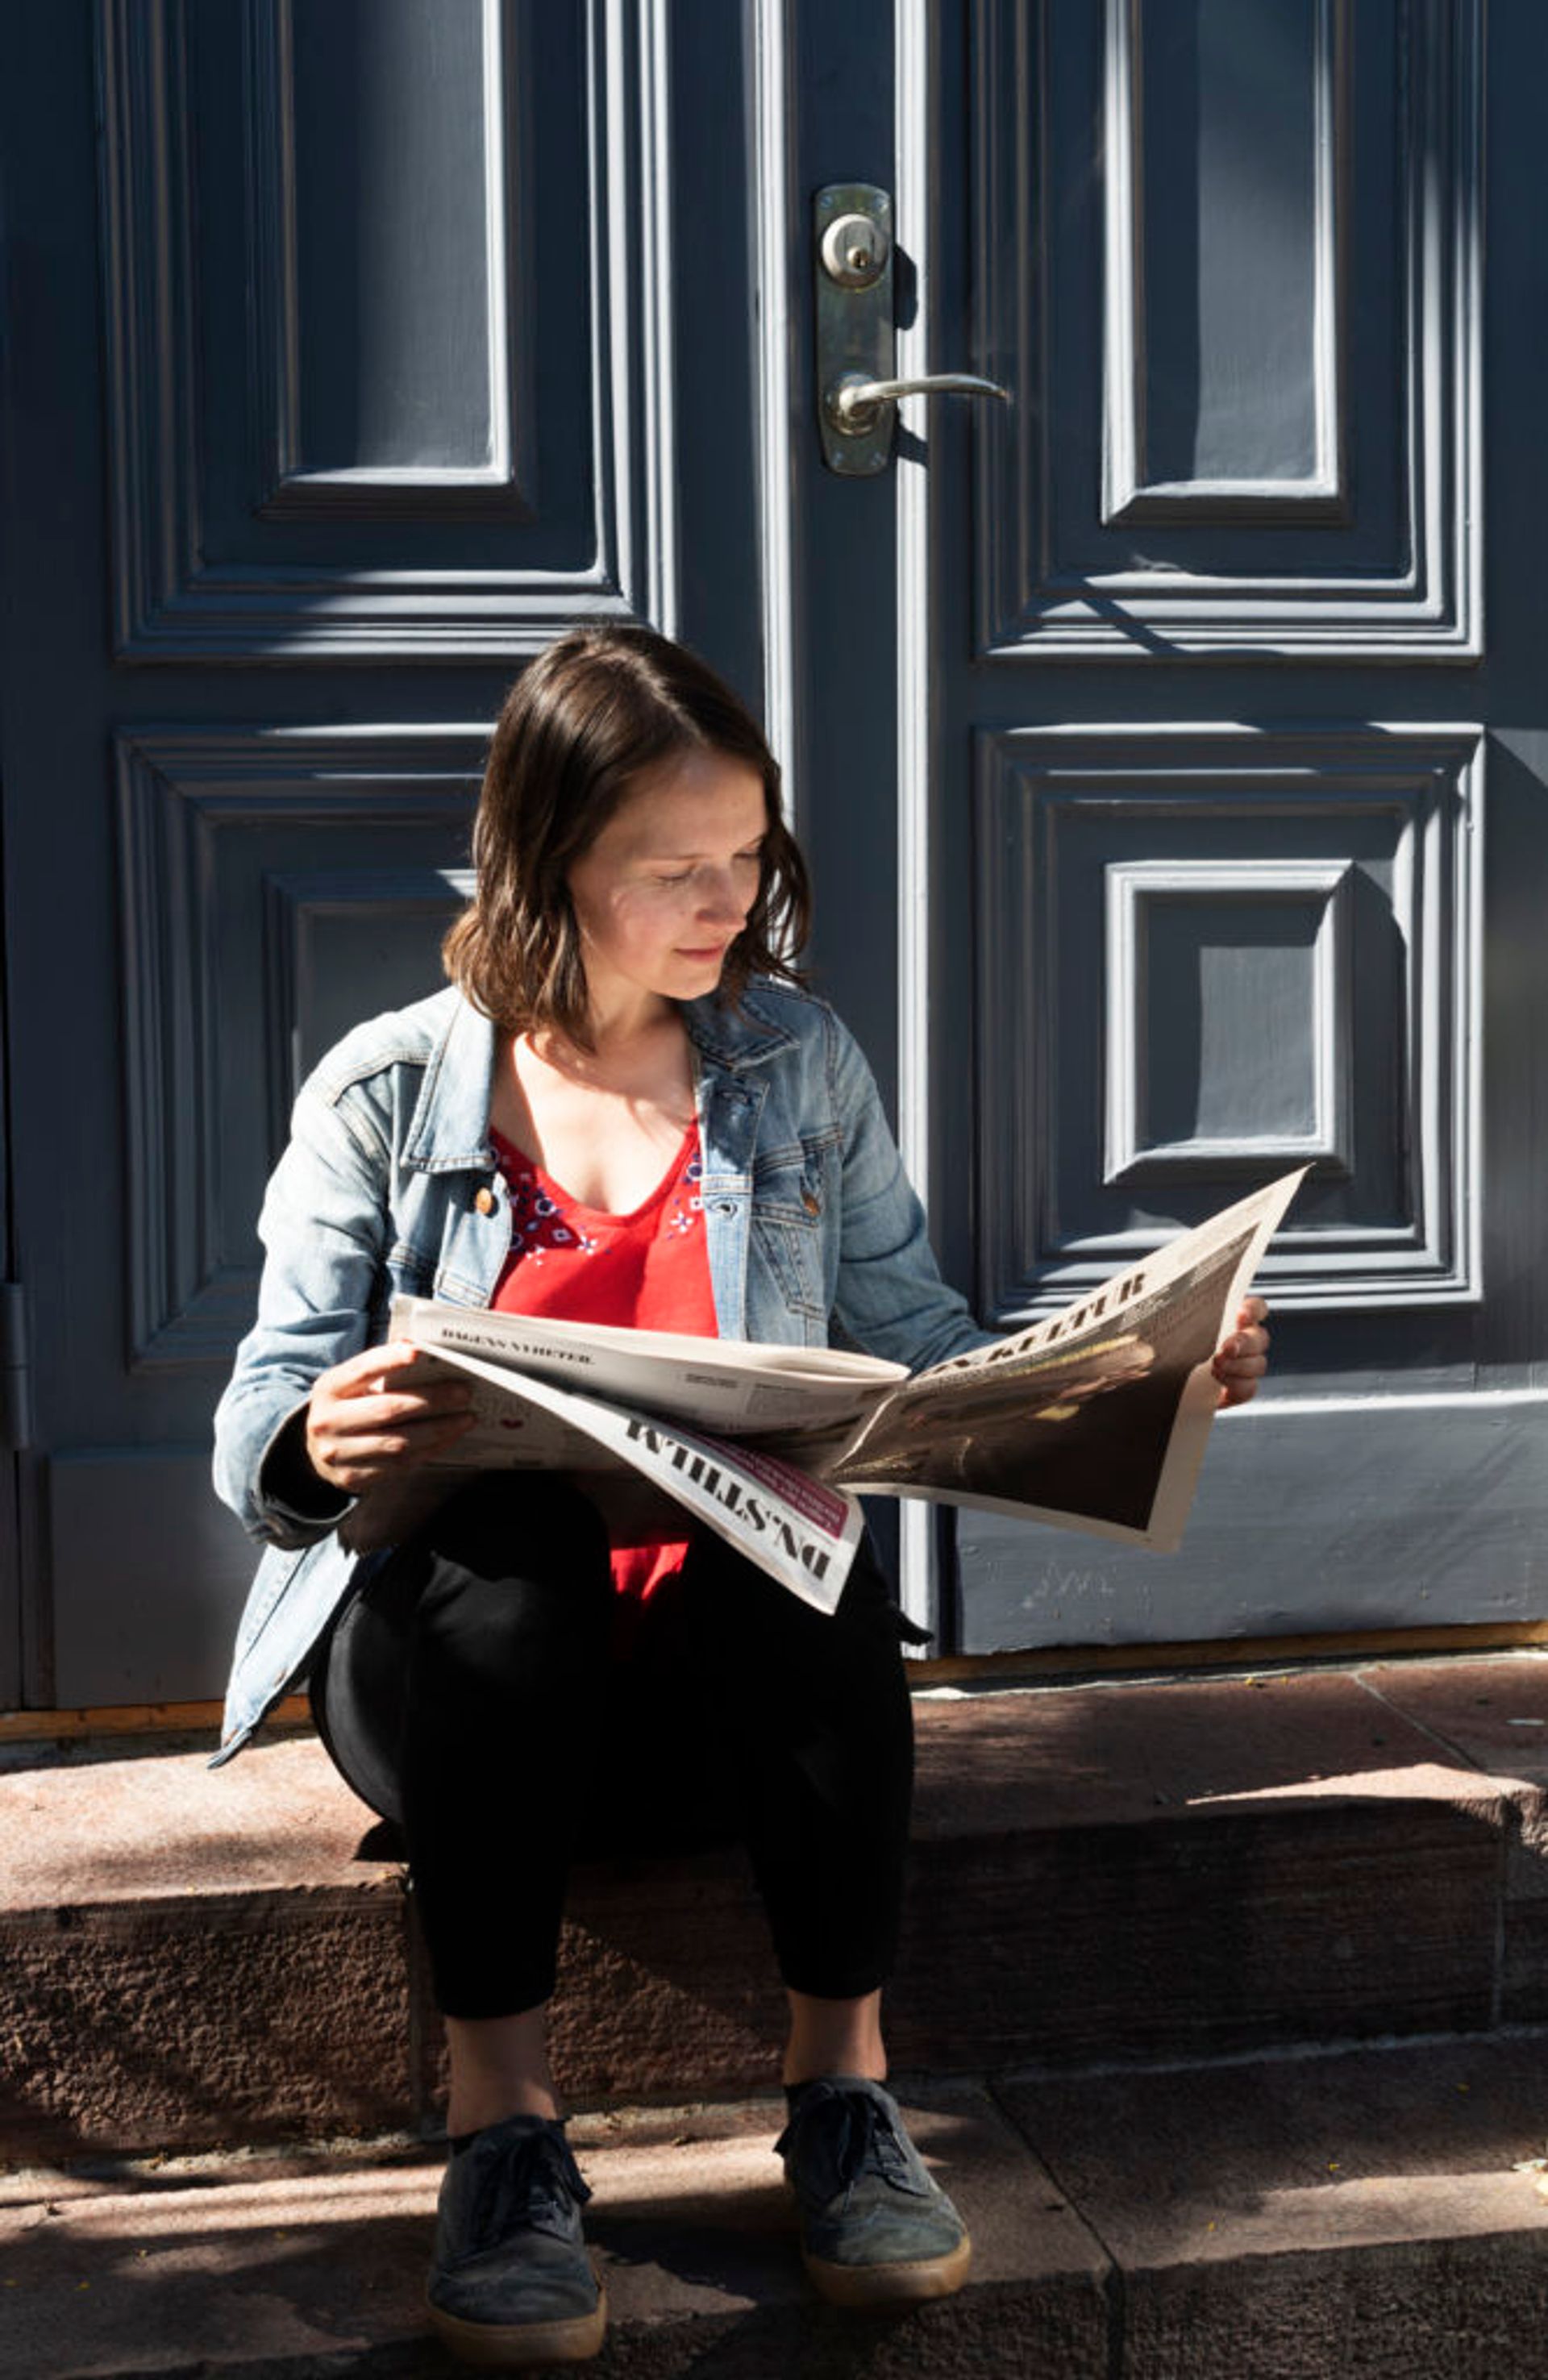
[0,0,1533,1707]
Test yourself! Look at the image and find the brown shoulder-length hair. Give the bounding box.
[443,625,810,1047]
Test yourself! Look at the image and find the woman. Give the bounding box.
[213,626,1269,2367]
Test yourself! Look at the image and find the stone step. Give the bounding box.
[6,2037,1548,2379]
[4,1653,1547,2157]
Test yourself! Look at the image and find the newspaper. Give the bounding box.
[380,1167,1305,1612]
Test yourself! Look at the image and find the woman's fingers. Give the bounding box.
[1217,1298,1270,1363]
[306,1417,476,1492]
[1211,1296,1271,1409]
[324,1380,474,1433]
[317,1404,476,1457]
[314,1346,472,1426]
[306,1345,476,1487]
[309,1416,476,1493]
[318,1338,427,1394]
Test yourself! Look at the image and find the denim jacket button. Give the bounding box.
[475,1186,497,1216]
[801,1188,821,1216]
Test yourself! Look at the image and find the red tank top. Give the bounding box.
[488,1120,717,1601]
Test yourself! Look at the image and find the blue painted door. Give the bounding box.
[0,0,763,1707]
[797,0,1517,1651]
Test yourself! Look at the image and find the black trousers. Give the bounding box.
[310,1474,916,2020]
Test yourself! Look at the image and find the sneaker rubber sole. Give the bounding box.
[803,2230,973,2307]
[425,2282,608,2368]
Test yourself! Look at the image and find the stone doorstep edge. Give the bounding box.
[4,1764,1543,1934]
[8,1658,1548,1922]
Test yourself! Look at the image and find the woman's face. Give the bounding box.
[566,747,769,1025]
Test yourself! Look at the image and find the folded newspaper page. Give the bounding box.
[384,1167,1304,1602]
[364,1326,867,1614]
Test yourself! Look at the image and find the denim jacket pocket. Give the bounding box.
[748,1140,836,1329]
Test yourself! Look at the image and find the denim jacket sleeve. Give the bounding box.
[211,1074,388,1550]
[825,1008,993,1375]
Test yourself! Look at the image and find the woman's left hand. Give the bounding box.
[1211,1296,1270,1409]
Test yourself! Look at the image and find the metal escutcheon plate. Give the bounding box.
[815,184,894,476]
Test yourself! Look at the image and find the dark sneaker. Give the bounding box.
[426,2112,606,2367]
[775,2074,972,2308]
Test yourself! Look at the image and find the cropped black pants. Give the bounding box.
[310,1474,916,2020]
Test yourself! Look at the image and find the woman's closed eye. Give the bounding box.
[650,847,764,890]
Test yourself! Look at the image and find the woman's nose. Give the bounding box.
[698,871,747,924]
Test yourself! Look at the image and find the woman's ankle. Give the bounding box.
[781,1986,888,2087]
[444,2008,560,2135]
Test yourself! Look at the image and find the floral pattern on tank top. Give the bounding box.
[493,1130,704,1267]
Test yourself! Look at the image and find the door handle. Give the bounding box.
[815,185,1011,475]
[826,372,1011,436]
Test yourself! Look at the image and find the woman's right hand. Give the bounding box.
[304,1342,477,1493]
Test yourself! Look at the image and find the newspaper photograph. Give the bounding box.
[385,1166,1305,1596]
[827,1228,1254,1550]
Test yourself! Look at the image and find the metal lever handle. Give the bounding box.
[827,371,1012,436]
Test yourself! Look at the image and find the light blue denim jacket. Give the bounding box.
[210,980,987,1763]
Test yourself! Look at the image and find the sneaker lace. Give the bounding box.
[468,2124,592,2252]
[780,2085,915,2203]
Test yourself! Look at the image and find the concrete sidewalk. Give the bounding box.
[5,2038,1547,2378]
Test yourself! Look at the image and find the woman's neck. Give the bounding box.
[523,999,689,1097]
[585,981,676,1054]
[527,987,676,1079]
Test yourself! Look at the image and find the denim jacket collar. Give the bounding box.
[682,986,800,1073]
[398,983,798,1175]
[402,992,497,1174]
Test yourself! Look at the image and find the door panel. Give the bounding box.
[48,1452,258,1708]
[975,0,1481,657]
[972,725,1481,1313]
[953,1400,1548,1653]
[115,729,485,1371]
[101,0,671,658]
